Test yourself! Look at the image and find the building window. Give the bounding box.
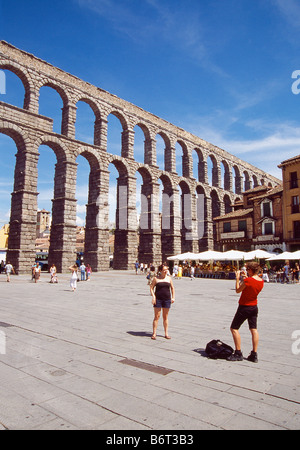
[294,221,300,239]
[290,171,298,189]
[291,196,300,214]
[223,222,231,233]
[262,201,271,217]
[238,220,247,232]
[264,222,273,235]
[260,199,273,218]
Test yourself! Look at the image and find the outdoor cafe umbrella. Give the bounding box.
[216,250,246,261]
[244,249,274,260]
[193,250,224,260]
[267,251,300,261]
[167,252,199,261]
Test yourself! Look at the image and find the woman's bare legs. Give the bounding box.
[162,308,171,338]
[152,307,161,339]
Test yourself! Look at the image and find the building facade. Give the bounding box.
[214,185,285,253]
[278,155,300,251]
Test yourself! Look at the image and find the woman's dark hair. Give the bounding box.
[158,263,168,272]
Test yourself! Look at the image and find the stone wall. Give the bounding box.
[0,41,280,273]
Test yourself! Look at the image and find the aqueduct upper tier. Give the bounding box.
[0,41,280,273]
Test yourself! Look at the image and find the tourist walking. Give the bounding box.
[150,263,175,340]
[5,261,14,282]
[33,262,41,283]
[86,264,92,281]
[49,264,58,283]
[69,264,78,292]
[227,262,264,363]
[80,262,86,281]
[282,261,290,284]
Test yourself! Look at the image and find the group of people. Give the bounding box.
[266,261,300,284]
[68,262,92,291]
[149,260,264,363]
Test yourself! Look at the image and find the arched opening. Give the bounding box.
[232,165,242,194]
[39,85,64,134]
[156,133,167,171]
[221,160,231,191]
[224,194,232,214]
[175,141,184,176]
[0,68,25,109]
[179,180,192,252]
[0,134,17,251]
[107,113,123,157]
[133,124,145,164]
[75,100,96,144]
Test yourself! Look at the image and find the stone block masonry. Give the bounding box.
[0,41,280,273]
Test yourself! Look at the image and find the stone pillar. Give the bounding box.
[165,146,176,173]
[61,104,77,139]
[198,160,208,184]
[121,129,135,159]
[144,137,157,166]
[224,168,232,192]
[113,175,138,269]
[7,149,39,274]
[48,160,77,272]
[182,153,192,178]
[84,168,110,271]
[138,181,162,266]
[212,165,221,187]
[94,118,108,149]
[235,175,243,194]
[181,191,198,253]
[24,84,39,114]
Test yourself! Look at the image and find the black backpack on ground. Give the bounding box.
[205,339,234,359]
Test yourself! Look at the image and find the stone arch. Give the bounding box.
[223,193,232,214]
[157,131,173,172]
[193,147,206,183]
[232,165,242,194]
[176,139,191,178]
[75,97,102,146]
[207,154,219,187]
[35,135,68,163]
[0,62,32,109]
[243,170,251,191]
[252,174,258,188]
[221,160,231,191]
[0,121,29,151]
[133,122,151,164]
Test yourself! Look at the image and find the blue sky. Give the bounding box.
[1,0,300,227]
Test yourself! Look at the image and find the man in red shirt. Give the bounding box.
[227,262,264,362]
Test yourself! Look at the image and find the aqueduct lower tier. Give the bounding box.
[0,41,280,273]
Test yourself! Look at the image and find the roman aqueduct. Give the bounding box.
[0,41,280,273]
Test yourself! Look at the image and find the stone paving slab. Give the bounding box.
[0,270,299,430]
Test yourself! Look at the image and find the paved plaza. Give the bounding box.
[0,269,299,430]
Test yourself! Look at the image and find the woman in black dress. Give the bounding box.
[150,264,175,340]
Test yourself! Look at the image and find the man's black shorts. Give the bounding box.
[230,305,258,330]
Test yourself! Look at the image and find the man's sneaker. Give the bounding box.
[227,350,243,361]
[247,351,258,363]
